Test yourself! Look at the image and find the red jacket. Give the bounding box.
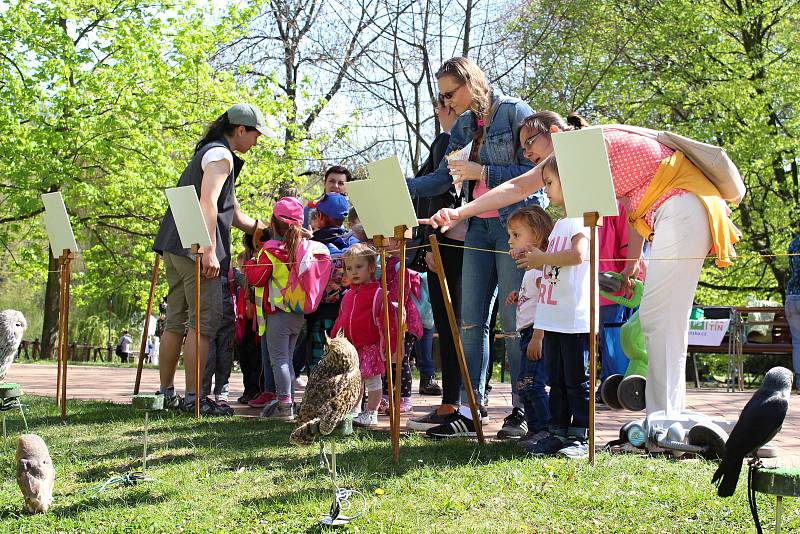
[332,281,381,347]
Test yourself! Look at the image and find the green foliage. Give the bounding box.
[0,0,315,333]
[509,0,800,304]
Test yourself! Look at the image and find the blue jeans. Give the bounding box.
[544,331,589,439]
[415,327,435,377]
[517,326,550,432]
[260,328,276,393]
[599,304,632,382]
[460,217,524,408]
[202,277,235,399]
[785,295,800,390]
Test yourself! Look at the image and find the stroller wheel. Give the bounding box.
[600,374,624,410]
[618,375,646,412]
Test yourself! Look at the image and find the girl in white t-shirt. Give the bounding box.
[505,205,554,442]
[515,155,591,459]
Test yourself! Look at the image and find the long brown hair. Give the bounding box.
[270,216,311,265]
[436,57,491,119]
[195,111,258,154]
[507,205,554,249]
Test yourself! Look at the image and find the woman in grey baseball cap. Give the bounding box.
[152,102,269,416]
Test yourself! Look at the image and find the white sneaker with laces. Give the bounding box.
[353,411,378,427]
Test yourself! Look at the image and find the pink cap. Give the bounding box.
[272,197,304,225]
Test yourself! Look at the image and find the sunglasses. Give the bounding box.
[523,131,544,148]
[438,84,463,102]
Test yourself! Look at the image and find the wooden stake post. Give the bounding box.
[373,236,396,430]
[56,249,74,420]
[192,244,202,418]
[134,254,161,395]
[391,225,407,464]
[584,212,601,465]
[429,235,485,444]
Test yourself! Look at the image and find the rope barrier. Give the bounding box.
[3,243,800,277]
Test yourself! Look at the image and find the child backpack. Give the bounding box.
[598,124,746,204]
[282,239,332,314]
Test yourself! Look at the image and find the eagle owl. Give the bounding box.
[290,332,361,445]
[16,434,55,513]
[0,310,27,381]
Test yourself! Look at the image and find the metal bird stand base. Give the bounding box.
[318,440,366,527]
[131,394,165,480]
[0,383,28,448]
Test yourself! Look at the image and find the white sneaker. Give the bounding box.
[294,375,308,389]
[353,411,378,427]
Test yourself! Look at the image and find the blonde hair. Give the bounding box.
[343,242,378,268]
[436,57,491,118]
[507,205,554,250]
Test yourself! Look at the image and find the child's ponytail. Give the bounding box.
[271,215,312,265]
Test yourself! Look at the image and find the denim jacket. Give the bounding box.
[406,88,546,225]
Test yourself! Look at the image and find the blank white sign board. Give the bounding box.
[347,156,418,238]
[42,192,79,256]
[551,128,619,218]
[165,186,212,249]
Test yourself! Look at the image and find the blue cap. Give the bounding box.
[314,192,349,220]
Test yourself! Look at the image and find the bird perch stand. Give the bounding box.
[0,384,27,448]
[134,254,161,395]
[751,466,800,534]
[56,249,74,421]
[132,394,164,477]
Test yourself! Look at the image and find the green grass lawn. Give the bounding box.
[0,397,796,533]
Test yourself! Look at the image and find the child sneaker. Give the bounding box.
[496,407,528,440]
[377,396,390,415]
[518,429,551,445]
[558,439,589,460]
[419,376,443,396]
[262,401,294,421]
[407,408,456,431]
[399,398,413,414]
[425,413,477,439]
[353,411,378,427]
[248,391,277,408]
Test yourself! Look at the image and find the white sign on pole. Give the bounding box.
[165,186,213,249]
[551,128,619,218]
[42,192,79,256]
[346,156,418,238]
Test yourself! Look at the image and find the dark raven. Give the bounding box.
[712,366,793,497]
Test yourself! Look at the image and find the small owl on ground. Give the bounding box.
[0,309,27,381]
[16,434,55,513]
[290,332,361,445]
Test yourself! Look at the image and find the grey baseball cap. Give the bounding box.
[227,103,269,135]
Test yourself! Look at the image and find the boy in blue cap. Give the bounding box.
[305,192,360,369]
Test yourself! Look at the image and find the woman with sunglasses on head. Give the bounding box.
[427,110,740,420]
[406,57,546,439]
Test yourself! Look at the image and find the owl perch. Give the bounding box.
[290,333,361,445]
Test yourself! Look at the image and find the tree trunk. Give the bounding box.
[40,250,61,360]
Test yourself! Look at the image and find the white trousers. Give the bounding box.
[640,193,712,416]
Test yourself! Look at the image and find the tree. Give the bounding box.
[0,0,303,356]
[508,0,800,303]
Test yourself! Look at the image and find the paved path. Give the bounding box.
[6,363,800,465]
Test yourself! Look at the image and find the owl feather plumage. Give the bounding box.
[0,310,27,381]
[290,332,361,445]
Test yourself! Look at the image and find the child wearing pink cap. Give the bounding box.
[246,196,324,421]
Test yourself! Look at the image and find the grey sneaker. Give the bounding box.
[163,393,183,411]
[558,440,589,459]
[262,401,294,421]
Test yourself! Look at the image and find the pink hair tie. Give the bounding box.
[477,118,486,128]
